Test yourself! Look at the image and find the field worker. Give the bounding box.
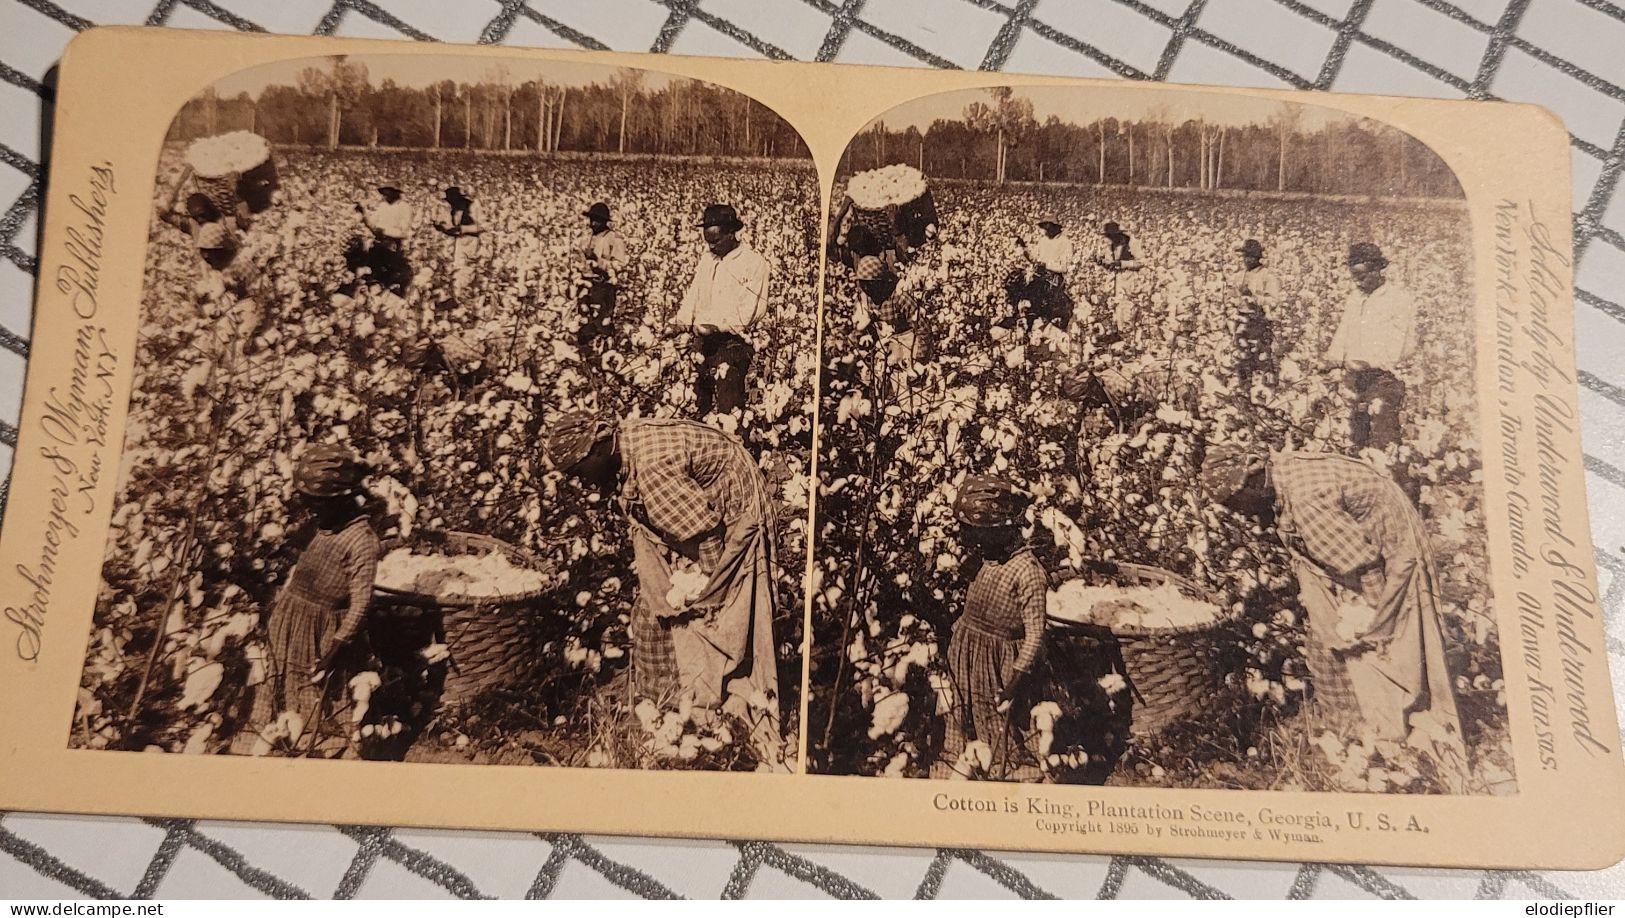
[672,204,770,420]
[574,201,630,357]
[159,191,265,366]
[1200,444,1467,791]
[1229,238,1282,390]
[932,474,1048,782]
[358,184,413,294]
[1096,221,1143,341]
[1061,354,1201,440]
[544,411,782,759]
[159,172,242,272]
[1021,219,1075,329]
[435,186,484,300]
[854,254,920,375]
[235,444,380,757]
[1325,242,1416,452]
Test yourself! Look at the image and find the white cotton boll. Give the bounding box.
[348,671,381,709]
[1336,596,1377,642]
[1245,671,1272,700]
[664,569,708,611]
[634,699,662,734]
[867,690,910,740]
[179,661,224,711]
[679,735,701,761]
[276,711,306,745]
[966,741,992,774]
[883,752,910,777]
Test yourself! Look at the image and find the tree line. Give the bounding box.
[169,57,811,159]
[840,88,1462,199]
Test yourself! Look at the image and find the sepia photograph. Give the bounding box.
[70,53,820,772]
[5,27,1619,863]
[809,85,1513,795]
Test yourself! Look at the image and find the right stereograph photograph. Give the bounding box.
[808,84,1515,796]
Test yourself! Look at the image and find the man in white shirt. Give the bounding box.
[575,201,630,357]
[1229,238,1282,390]
[359,184,413,293]
[435,186,484,300]
[1022,219,1075,329]
[1325,242,1416,451]
[673,203,770,419]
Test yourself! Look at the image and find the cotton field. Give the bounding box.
[810,181,1513,793]
[75,148,820,770]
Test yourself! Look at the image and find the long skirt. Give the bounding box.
[628,516,781,752]
[1293,549,1467,791]
[234,590,356,756]
[935,619,1041,781]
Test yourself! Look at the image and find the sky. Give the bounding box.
[867,85,1363,133]
[208,54,684,97]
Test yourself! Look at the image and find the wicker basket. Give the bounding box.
[370,530,556,705]
[1045,560,1235,737]
[848,188,939,251]
[189,151,279,216]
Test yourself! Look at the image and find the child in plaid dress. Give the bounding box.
[934,474,1048,781]
[236,445,378,756]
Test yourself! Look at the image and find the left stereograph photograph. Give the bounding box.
[70,54,820,772]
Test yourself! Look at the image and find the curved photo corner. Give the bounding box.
[71,52,821,773]
[810,84,1509,797]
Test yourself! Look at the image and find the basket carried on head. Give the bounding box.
[1044,560,1235,737]
[370,529,557,705]
[833,164,939,259]
[185,131,280,215]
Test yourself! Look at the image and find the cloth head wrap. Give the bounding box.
[294,443,363,498]
[1200,443,1266,504]
[544,411,613,472]
[953,474,1031,528]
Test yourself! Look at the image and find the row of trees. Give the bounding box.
[168,57,811,159]
[840,88,1462,198]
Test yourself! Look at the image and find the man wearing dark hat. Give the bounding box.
[1199,443,1466,790]
[358,184,414,294]
[1019,219,1075,329]
[672,204,771,419]
[543,411,783,762]
[1229,238,1282,391]
[1326,242,1416,451]
[573,201,629,358]
[435,186,484,299]
[1095,220,1143,340]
